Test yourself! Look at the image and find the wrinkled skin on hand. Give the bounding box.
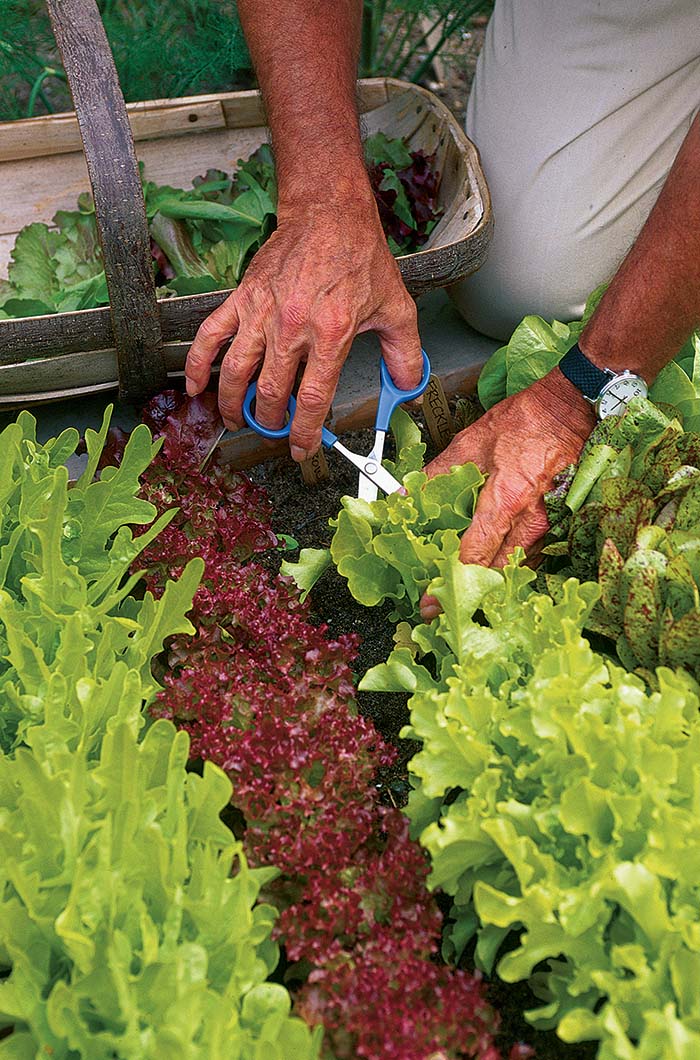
[185,198,423,462]
[420,370,596,621]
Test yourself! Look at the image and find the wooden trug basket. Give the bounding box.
[0,0,492,408]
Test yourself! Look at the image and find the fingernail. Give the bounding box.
[290,446,308,462]
[185,378,197,397]
[397,486,408,496]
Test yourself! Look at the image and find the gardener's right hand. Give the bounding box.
[184,193,423,462]
[418,369,597,622]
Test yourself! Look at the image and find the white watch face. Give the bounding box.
[596,374,648,419]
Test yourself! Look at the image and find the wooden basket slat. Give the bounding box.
[0,308,112,364]
[2,83,395,166]
[361,92,432,143]
[0,341,194,405]
[0,99,228,164]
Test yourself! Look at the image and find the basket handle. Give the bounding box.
[45,0,167,403]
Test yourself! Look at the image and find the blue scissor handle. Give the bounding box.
[375,349,431,433]
[243,384,294,439]
[243,384,338,446]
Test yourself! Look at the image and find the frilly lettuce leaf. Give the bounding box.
[280,547,332,602]
[329,461,484,620]
[321,373,700,1057]
[0,407,321,1060]
[393,554,700,1057]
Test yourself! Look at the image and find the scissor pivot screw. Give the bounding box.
[364,461,378,475]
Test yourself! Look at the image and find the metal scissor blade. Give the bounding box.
[357,430,387,502]
[198,425,228,473]
[333,439,401,495]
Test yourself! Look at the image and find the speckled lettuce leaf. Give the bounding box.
[565,444,619,513]
[621,549,667,669]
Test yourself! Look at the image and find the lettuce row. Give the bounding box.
[281,408,484,622]
[285,399,700,1058]
[362,557,700,1059]
[0,411,321,1060]
[541,397,700,682]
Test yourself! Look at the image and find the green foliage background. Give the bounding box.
[0,0,252,121]
[0,0,493,122]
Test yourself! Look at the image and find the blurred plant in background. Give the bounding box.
[360,0,492,82]
[0,0,251,120]
[0,0,492,122]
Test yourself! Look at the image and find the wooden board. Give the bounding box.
[0,83,393,165]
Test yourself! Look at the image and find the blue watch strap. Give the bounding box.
[559,343,610,402]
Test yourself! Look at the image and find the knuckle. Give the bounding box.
[316,314,354,347]
[218,355,244,389]
[185,351,206,375]
[279,301,309,332]
[298,383,330,417]
[291,425,320,452]
[197,313,230,344]
[255,376,285,406]
[233,286,258,317]
[399,295,418,326]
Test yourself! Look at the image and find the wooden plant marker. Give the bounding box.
[299,447,330,486]
[422,374,455,451]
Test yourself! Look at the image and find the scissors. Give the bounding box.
[241,350,431,498]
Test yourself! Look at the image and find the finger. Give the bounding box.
[289,324,354,460]
[254,338,306,432]
[491,504,549,568]
[424,424,487,480]
[374,298,423,390]
[217,329,266,431]
[186,295,240,396]
[459,479,514,567]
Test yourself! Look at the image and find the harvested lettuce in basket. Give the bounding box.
[0,134,442,319]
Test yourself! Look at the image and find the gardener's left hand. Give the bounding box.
[184,196,422,462]
[419,369,596,622]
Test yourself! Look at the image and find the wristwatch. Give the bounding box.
[559,342,648,420]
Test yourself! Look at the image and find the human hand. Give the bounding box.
[419,369,596,621]
[185,196,423,461]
